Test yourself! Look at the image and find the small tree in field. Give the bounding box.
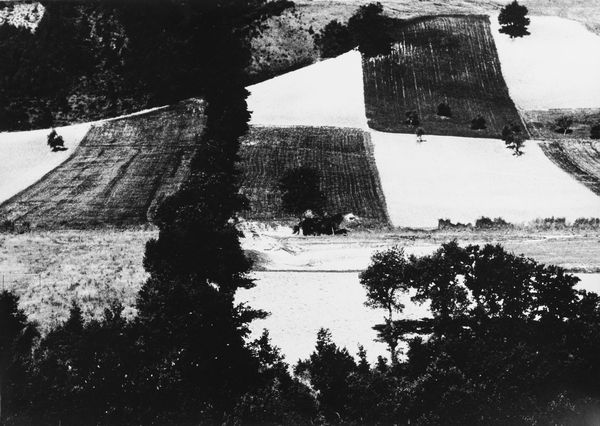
[498,0,530,38]
[359,246,410,363]
[416,127,425,143]
[554,115,573,135]
[591,123,600,139]
[502,122,526,155]
[436,101,452,118]
[404,110,420,127]
[471,115,487,130]
[278,166,326,216]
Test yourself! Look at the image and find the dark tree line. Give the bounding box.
[0,0,293,131]
[315,2,393,58]
[0,1,315,425]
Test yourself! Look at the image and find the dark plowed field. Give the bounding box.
[0,101,206,227]
[362,15,522,138]
[0,107,389,227]
[239,126,389,225]
[540,140,600,196]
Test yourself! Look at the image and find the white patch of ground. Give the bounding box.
[371,131,600,228]
[0,123,91,204]
[236,271,431,364]
[238,270,596,364]
[491,15,600,110]
[246,49,368,129]
[0,105,167,205]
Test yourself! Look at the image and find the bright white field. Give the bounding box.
[0,123,91,204]
[0,106,166,205]
[237,271,599,364]
[246,49,368,129]
[371,131,600,228]
[237,271,431,364]
[492,15,600,110]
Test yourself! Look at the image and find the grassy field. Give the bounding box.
[362,15,522,138]
[523,109,600,141]
[2,226,600,333]
[239,126,389,224]
[0,101,205,228]
[540,140,600,197]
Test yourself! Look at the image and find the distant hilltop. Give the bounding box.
[0,2,44,31]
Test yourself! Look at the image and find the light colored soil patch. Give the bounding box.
[371,131,600,228]
[492,15,600,110]
[247,50,367,129]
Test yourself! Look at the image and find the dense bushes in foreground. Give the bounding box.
[4,242,600,424]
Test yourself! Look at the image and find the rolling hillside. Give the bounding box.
[0,101,206,227]
[540,140,600,197]
[239,126,389,224]
[362,15,522,138]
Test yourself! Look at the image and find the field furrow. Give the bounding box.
[362,15,522,138]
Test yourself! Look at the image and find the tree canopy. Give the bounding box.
[498,0,531,38]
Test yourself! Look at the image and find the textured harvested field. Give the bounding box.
[239,126,389,224]
[362,15,522,138]
[0,101,206,227]
[522,109,600,141]
[540,140,600,196]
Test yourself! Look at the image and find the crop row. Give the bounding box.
[362,15,522,138]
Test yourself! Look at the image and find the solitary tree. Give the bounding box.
[436,101,452,118]
[498,0,530,38]
[502,122,526,155]
[359,246,410,363]
[278,166,326,216]
[405,110,420,127]
[554,115,573,135]
[471,115,487,130]
[416,127,425,143]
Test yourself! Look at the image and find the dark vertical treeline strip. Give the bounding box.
[0,1,316,425]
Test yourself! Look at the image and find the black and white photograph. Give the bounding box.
[1,0,600,424]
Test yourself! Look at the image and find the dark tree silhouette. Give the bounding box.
[347,2,393,57]
[498,0,531,38]
[555,115,574,135]
[359,246,410,363]
[471,114,487,130]
[502,121,526,155]
[405,110,420,126]
[0,291,38,424]
[436,101,452,118]
[278,166,326,216]
[315,20,354,58]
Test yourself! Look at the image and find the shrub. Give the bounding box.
[436,101,452,118]
[554,115,573,135]
[470,115,487,130]
[404,110,420,126]
[502,122,526,155]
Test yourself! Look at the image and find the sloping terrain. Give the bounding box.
[491,15,600,111]
[362,15,521,138]
[0,101,206,227]
[540,140,600,197]
[0,122,90,204]
[239,126,389,224]
[371,132,600,228]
